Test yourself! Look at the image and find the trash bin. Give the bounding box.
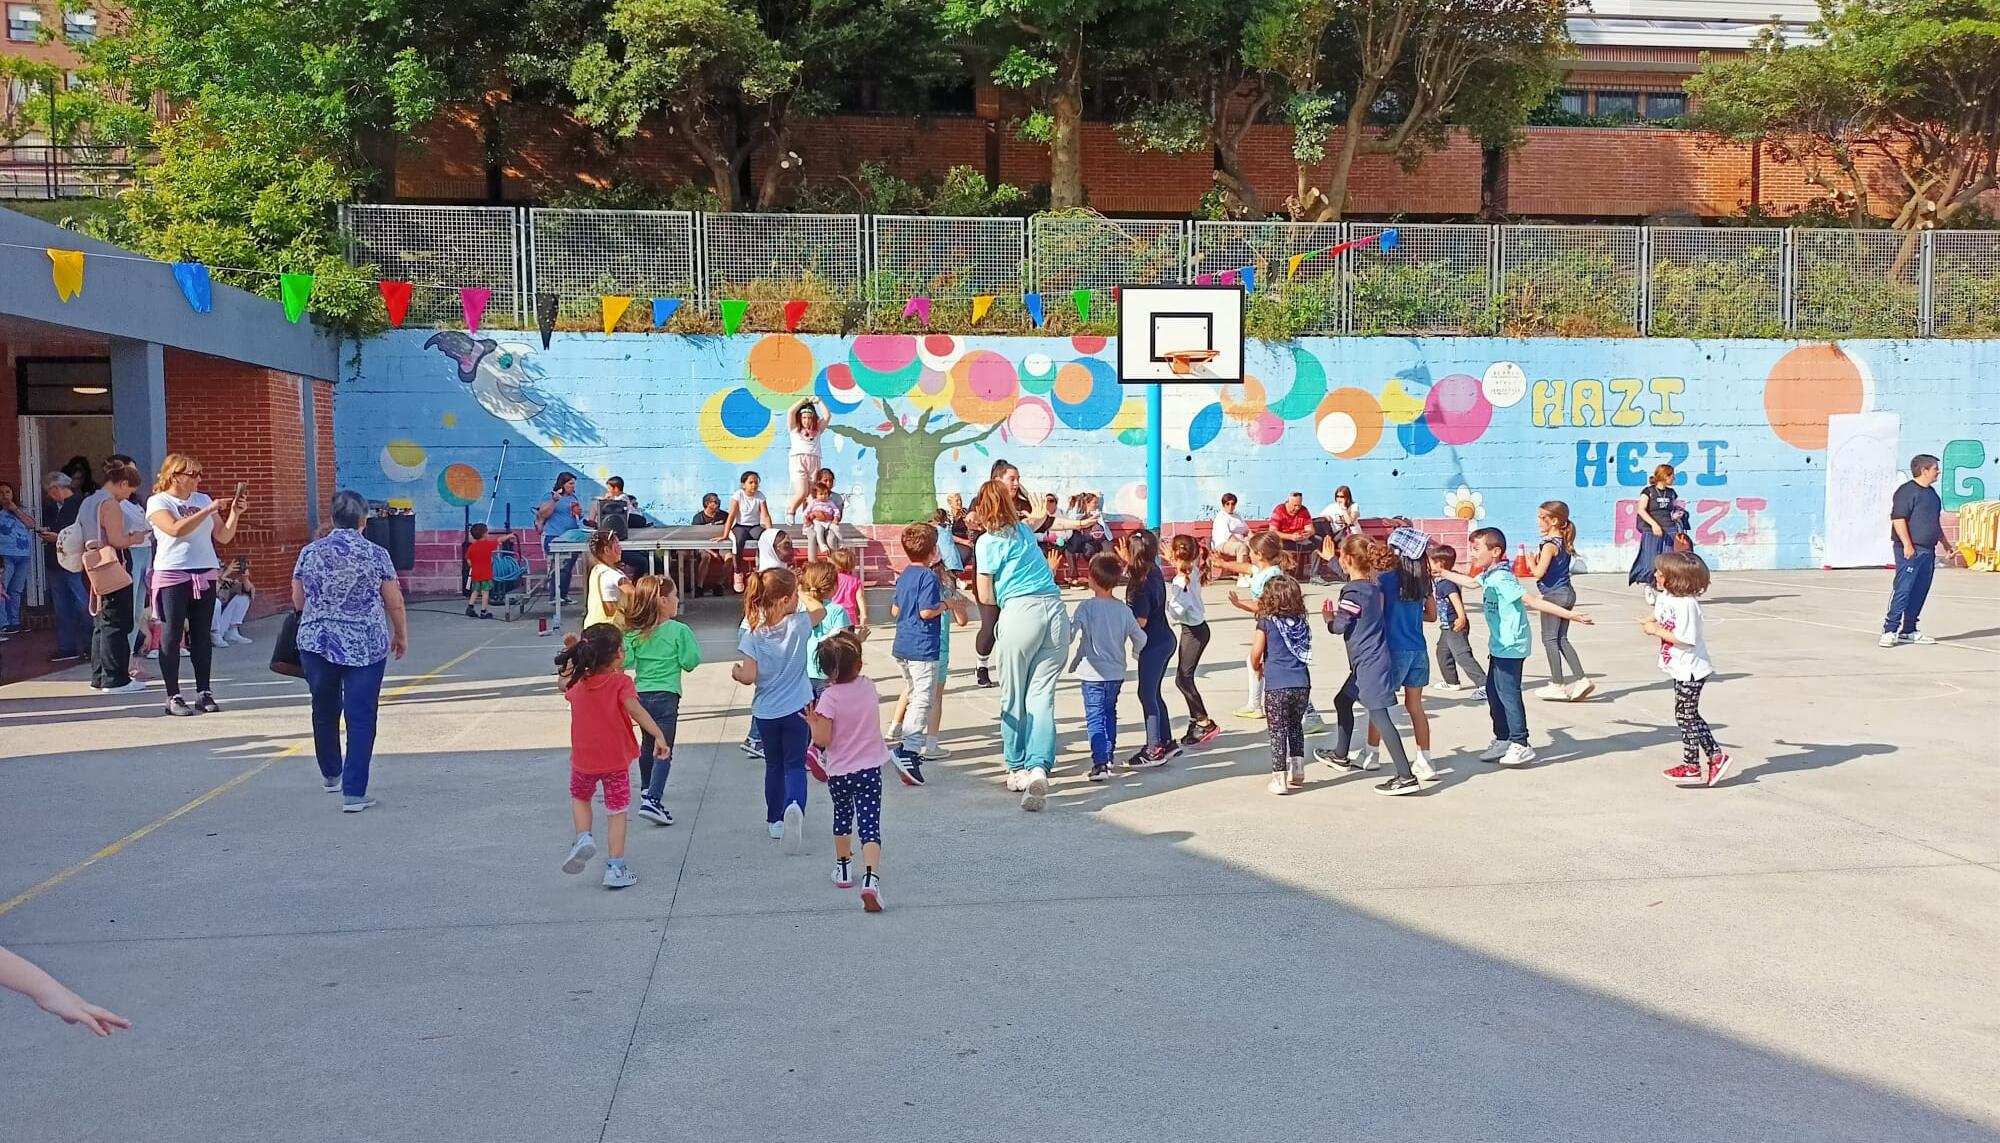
[365,513,416,572]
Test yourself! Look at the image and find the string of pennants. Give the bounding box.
[24,227,1398,340]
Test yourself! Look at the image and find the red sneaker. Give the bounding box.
[1662,762,1703,783]
[806,746,828,783]
[1705,754,1732,787]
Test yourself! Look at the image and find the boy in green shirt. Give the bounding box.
[1434,528,1592,768]
[622,576,702,824]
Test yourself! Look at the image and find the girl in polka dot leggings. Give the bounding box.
[804,631,890,911]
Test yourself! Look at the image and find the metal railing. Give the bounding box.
[0,143,151,200]
[336,205,2000,339]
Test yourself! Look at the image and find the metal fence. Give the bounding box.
[337,205,2000,338]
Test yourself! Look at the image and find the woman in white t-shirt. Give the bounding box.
[146,454,243,717]
[1210,493,1251,576]
[785,398,830,524]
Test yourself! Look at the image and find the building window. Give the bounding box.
[1644,92,1687,120]
[1593,91,1640,121]
[7,4,44,42]
[1559,90,1587,116]
[62,8,94,41]
[16,358,114,416]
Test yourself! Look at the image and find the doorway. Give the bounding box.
[16,356,116,607]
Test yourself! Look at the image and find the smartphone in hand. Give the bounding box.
[234,481,248,503]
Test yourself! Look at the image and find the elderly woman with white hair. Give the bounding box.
[292,490,409,813]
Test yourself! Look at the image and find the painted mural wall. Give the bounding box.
[337,331,2000,573]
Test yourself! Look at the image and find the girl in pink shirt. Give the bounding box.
[804,630,889,912]
[828,548,869,637]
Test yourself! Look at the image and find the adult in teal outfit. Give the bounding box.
[972,478,1068,812]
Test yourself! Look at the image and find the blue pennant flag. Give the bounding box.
[1380,228,1400,252]
[651,297,682,327]
[172,262,213,314]
[1240,266,1256,295]
[1024,293,1045,328]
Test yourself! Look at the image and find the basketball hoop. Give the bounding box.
[1162,348,1219,376]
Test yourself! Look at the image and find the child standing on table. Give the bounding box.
[1249,575,1313,795]
[785,398,829,524]
[1428,545,1486,697]
[732,568,826,854]
[1642,551,1731,787]
[622,575,701,826]
[555,624,671,889]
[805,631,890,911]
[465,523,501,620]
[887,523,944,786]
[1068,552,1146,782]
[1166,534,1220,747]
[1434,527,1594,769]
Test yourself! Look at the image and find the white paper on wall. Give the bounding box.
[1823,412,1901,568]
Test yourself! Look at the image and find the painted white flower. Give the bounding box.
[1444,485,1485,521]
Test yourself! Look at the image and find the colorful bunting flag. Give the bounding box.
[280,273,315,323]
[171,262,213,314]
[1241,267,1256,295]
[1195,273,1214,286]
[47,249,83,302]
[601,295,633,335]
[720,299,749,335]
[651,298,682,328]
[1072,289,1092,323]
[1287,252,1307,281]
[970,294,995,325]
[783,299,808,332]
[536,293,559,349]
[460,287,492,333]
[839,302,867,336]
[379,280,414,328]
[1219,270,1238,286]
[902,296,932,325]
[1024,293,1045,328]
[1380,228,1400,251]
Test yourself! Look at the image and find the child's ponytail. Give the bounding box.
[742,567,798,631]
[553,623,622,689]
[1540,499,1577,555]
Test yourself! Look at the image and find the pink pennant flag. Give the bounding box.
[1195,273,1215,286]
[902,296,932,325]
[460,287,492,333]
[1219,270,1238,286]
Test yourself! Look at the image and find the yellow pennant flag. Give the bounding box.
[48,249,84,302]
[1286,252,1307,282]
[601,295,634,334]
[970,294,995,325]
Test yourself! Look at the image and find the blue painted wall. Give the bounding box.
[337,331,2000,571]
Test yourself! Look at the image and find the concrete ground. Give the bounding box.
[2,569,1997,1142]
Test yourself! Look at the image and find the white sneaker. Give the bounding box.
[1644,588,1657,605]
[1287,758,1305,789]
[920,741,950,761]
[1536,684,1569,702]
[1301,710,1326,732]
[1498,743,1537,767]
[1005,770,1025,792]
[782,803,804,855]
[1411,751,1439,783]
[1433,680,1465,692]
[106,679,147,694]
[1898,632,1937,645]
[1267,774,1289,795]
[1567,679,1595,701]
[602,863,638,889]
[767,821,785,840]
[1478,738,1510,762]
[1877,632,1899,648]
[230,630,254,646]
[562,832,596,873]
[144,649,158,660]
[1021,768,1048,812]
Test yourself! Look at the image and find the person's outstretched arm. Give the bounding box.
[0,945,129,1036]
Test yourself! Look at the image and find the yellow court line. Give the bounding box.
[0,638,495,919]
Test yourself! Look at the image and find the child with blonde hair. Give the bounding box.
[733,567,826,852]
[622,575,701,825]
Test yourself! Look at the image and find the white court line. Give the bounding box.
[1728,606,2000,656]
[1726,574,1997,603]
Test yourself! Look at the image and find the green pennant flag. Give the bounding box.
[280,273,315,323]
[1072,288,1092,323]
[719,299,749,335]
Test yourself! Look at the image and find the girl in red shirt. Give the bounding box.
[554,624,670,888]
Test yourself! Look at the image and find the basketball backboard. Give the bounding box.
[1117,285,1245,384]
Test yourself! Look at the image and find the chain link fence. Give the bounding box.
[338,206,2000,340]
[527,209,697,327]
[341,205,523,326]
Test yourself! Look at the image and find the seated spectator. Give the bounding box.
[1268,491,1318,577]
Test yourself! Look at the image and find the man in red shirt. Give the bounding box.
[1269,491,1319,577]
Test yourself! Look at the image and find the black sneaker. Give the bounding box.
[892,750,926,786]
[975,666,996,688]
[164,695,195,717]
[1128,747,1170,770]
[1374,776,1422,797]
[478,610,494,619]
[193,692,221,714]
[465,605,479,618]
[1314,747,1365,772]
[1087,762,1111,782]
[49,651,82,663]
[636,797,673,825]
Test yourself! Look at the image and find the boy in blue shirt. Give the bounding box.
[889,522,945,784]
[1433,528,1592,768]
[1427,544,1487,697]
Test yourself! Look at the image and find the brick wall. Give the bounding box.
[162,350,332,619]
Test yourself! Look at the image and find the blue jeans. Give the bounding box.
[1485,655,1528,745]
[636,690,680,803]
[49,567,89,655]
[0,555,27,628]
[755,710,810,823]
[300,650,387,799]
[1883,549,1936,635]
[1080,679,1122,764]
[1135,637,1173,749]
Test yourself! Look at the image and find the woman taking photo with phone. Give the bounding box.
[146,454,243,717]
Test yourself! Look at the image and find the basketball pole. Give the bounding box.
[1145,383,1163,531]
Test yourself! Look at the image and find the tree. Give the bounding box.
[826,402,1004,521]
[1115,0,1278,217]
[0,57,152,147]
[1271,0,1566,221]
[548,0,954,211]
[1687,1,2000,235]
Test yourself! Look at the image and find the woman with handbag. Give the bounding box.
[81,463,151,695]
[146,454,242,717]
[293,491,408,812]
[1627,463,1686,605]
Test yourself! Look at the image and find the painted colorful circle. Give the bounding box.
[908,368,952,413]
[747,334,814,393]
[1316,411,1358,456]
[917,335,967,372]
[700,387,776,463]
[816,365,861,414]
[1482,361,1528,408]
[1053,362,1094,405]
[1397,416,1440,457]
[1071,335,1107,355]
[848,336,922,398]
[1379,378,1425,426]
[1267,347,1328,422]
[1187,403,1224,451]
[1315,388,1384,459]
[379,440,427,483]
[1423,374,1493,446]
[1248,411,1285,446]
[437,463,483,507]
[1010,397,1054,446]
[949,351,1019,423]
[1220,375,1267,421]
[1051,357,1122,431]
[1764,343,1867,450]
[1021,353,1056,395]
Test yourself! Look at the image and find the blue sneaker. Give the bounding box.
[892,750,926,786]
